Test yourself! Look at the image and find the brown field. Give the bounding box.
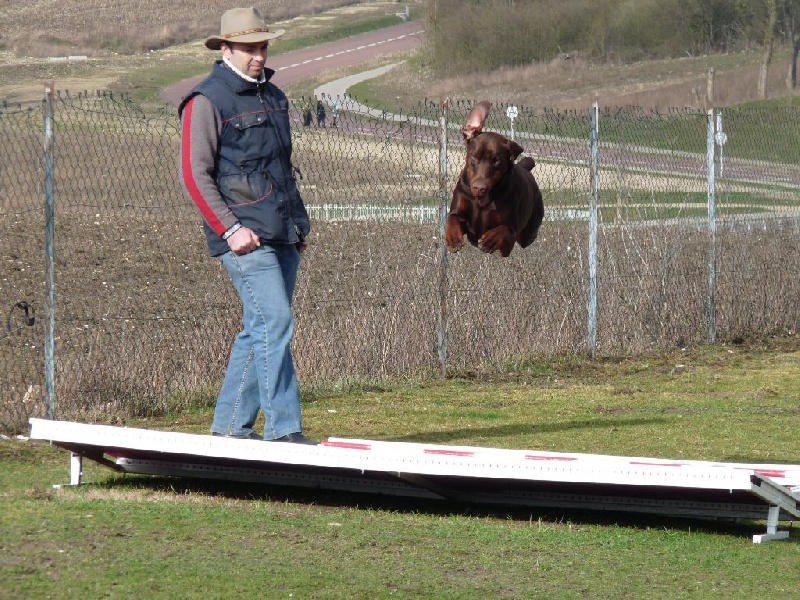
[0,1,366,57]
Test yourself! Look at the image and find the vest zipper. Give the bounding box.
[257,85,301,243]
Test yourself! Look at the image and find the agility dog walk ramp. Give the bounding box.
[29,418,800,543]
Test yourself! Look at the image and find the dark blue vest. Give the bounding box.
[181,61,310,256]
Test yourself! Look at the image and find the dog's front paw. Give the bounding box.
[446,237,464,253]
[477,236,495,254]
[445,216,464,253]
[478,228,514,256]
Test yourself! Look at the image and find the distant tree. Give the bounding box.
[784,0,800,88]
[758,0,779,99]
[424,0,785,76]
[678,0,754,52]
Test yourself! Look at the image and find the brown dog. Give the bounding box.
[445,101,544,257]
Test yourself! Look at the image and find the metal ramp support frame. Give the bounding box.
[60,449,800,544]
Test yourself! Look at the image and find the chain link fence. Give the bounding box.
[1,89,798,433]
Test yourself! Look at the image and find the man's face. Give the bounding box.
[221,41,268,79]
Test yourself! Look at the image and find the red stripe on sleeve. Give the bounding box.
[181,97,226,235]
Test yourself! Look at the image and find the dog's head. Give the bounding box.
[462,102,524,207]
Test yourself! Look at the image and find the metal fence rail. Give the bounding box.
[1,89,798,432]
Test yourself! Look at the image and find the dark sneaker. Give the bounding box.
[269,432,317,445]
[212,431,262,440]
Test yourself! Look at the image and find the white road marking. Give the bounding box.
[276,30,424,73]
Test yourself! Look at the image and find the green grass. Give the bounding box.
[3,338,800,598]
[544,188,792,222]
[592,190,793,222]
[720,105,800,163]
[576,105,799,164]
[736,96,800,109]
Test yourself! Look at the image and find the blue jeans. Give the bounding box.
[211,244,302,440]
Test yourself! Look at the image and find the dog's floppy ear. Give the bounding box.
[462,101,491,141]
[509,140,525,160]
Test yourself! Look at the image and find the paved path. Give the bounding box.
[313,62,419,121]
[159,20,424,105]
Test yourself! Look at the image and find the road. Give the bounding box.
[159,20,425,106]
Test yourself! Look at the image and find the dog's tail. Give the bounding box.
[517,156,535,171]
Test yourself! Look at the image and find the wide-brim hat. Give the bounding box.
[205,7,285,50]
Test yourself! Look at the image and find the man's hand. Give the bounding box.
[227,226,260,254]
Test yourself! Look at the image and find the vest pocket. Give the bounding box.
[219,171,274,205]
[230,111,269,130]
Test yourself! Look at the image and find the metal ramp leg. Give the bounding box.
[752,505,789,544]
[53,452,83,489]
[750,473,799,543]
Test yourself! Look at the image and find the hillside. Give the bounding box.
[353,46,800,112]
[1,0,798,110]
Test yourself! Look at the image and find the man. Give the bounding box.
[330,96,340,128]
[178,7,314,444]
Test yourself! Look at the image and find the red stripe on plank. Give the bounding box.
[424,449,474,457]
[753,469,786,479]
[322,441,372,450]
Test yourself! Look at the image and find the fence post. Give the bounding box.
[43,82,57,419]
[587,102,599,358]
[706,109,717,343]
[436,98,450,377]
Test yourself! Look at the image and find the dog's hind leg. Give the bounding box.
[517,156,535,171]
[518,190,544,248]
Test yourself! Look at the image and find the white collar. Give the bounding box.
[222,56,266,84]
